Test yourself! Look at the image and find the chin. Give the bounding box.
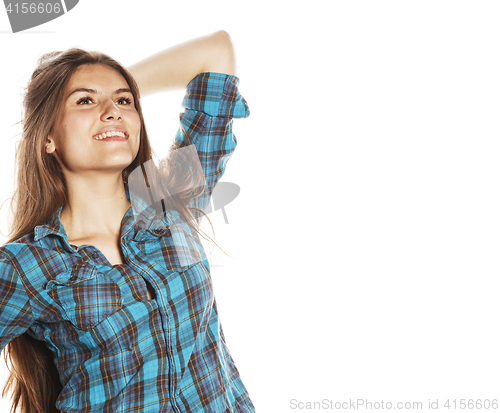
[106,154,137,168]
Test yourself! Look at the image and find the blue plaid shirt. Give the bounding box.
[0,73,254,412]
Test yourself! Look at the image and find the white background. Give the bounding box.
[1,1,500,412]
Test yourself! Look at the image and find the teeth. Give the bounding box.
[93,131,127,140]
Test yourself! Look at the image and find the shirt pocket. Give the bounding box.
[45,262,123,331]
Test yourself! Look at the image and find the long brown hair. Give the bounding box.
[2,49,207,413]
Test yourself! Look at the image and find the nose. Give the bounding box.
[100,98,122,121]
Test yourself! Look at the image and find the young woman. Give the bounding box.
[0,31,254,413]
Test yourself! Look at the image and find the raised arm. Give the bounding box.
[128,30,236,97]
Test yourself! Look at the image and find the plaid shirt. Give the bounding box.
[0,73,254,412]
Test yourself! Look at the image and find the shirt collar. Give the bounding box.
[33,206,67,242]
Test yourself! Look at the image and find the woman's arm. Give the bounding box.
[128,30,236,97]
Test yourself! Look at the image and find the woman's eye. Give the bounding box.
[117,97,133,105]
[76,97,93,105]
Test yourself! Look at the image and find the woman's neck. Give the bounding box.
[60,173,131,243]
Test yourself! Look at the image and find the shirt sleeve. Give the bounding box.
[0,256,34,353]
[174,72,250,216]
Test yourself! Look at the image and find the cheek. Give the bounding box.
[134,121,142,154]
[129,111,140,132]
[134,116,142,142]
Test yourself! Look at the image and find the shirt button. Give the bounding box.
[92,252,99,260]
[69,275,77,282]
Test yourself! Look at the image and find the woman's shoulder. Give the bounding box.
[0,241,32,281]
[0,232,37,260]
[0,226,69,276]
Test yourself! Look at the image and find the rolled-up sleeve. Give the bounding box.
[0,257,34,353]
[174,72,250,214]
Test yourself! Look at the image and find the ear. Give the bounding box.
[45,137,56,154]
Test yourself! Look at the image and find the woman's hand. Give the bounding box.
[128,30,236,97]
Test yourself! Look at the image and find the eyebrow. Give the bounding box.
[66,87,132,99]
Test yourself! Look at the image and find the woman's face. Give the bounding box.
[47,64,141,177]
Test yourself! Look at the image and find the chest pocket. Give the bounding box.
[45,262,123,331]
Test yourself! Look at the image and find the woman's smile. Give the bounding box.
[92,127,129,141]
